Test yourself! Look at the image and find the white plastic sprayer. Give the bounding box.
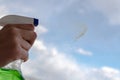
[0,15,38,78]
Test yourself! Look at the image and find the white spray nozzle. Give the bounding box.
[0,15,39,26]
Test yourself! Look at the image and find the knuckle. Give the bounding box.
[10,35,19,49]
[8,27,18,36]
[27,24,34,30]
[30,24,34,30]
[30,32,37,45]
[7,28,20,47]
[3,24,20,38]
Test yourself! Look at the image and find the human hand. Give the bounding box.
[0,24,37,67]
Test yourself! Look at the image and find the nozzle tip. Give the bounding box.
[34,18,39,26]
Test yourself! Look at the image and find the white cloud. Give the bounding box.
[88,0,120,25]
[9,4,34,14]
[22,40,86,80]
[2,0,120,25]
[22,40,120,80]
[77,48,93,56]
[90,67,120,80]
[101,67,120,78]
[35,25,48,35]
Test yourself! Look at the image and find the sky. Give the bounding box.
[0,0,120,80]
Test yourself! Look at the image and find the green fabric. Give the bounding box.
[0,68,24,80]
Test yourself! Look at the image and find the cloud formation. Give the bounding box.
[88,0,120,25]
[35,25,48,35]
[22,39,120,80]
[22,23,119,80]
[77,48,93,56]
[1,0,120,25]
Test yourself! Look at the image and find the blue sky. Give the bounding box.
[0,0,120,80]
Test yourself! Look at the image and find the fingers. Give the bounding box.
[19,47,28,62]
[2,24,37,62]
[10,39,30,62]
[15,24,35,31]
[19,37,31,51]
[20,30,37,45]
[11,46,29,62]
[4,24,35,31]
[5,24,37,45]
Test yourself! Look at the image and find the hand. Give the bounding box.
[0,24,37,67]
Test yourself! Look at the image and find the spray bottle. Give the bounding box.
[0,15,39,80]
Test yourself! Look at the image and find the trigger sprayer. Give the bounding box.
[0,15,39,80]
